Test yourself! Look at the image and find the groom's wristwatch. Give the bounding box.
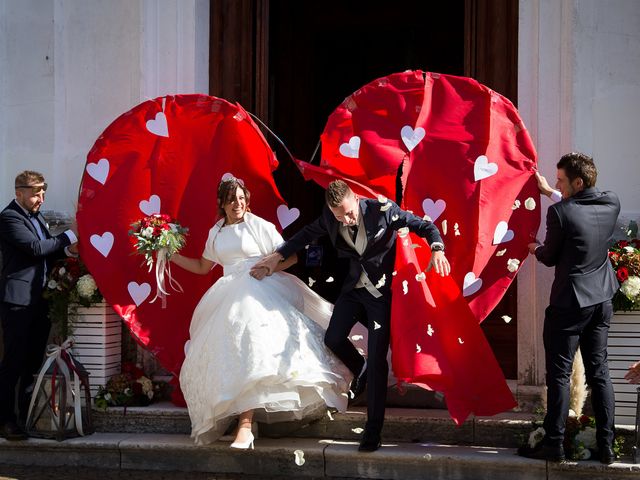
[430,242,445,252]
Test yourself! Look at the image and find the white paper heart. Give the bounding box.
[473,155,498,181]
[276,204,300,229]
[339,136,361,158]
[421,198,446,222]
[139,194,161,216]
[128,281,151,306]
[462,272,483,297]
[86,158,110,185]
[493,221,515,244]
[401,126,426,152]
[90,232,114,258]
[145,112,169,137]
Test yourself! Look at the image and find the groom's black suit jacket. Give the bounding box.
[535,187,620,308]
[0,200,71,306]
[277,198,443,296]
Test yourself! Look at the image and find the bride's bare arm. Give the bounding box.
[171,253,215,275]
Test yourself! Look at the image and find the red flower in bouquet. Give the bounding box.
[616,266,629,283]
[129,214,188,270]
[608,222,640,311]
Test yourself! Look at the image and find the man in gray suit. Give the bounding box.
[0,171,78,440]
[520,153,620,464]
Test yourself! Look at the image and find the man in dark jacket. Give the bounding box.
[0,171,78,439]
[521,153,620,464]
[256,180,449,451]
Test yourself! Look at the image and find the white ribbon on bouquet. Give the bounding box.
[150,247,183,308]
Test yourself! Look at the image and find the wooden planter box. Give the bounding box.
[608,311,640,426]
[69,303,122,396]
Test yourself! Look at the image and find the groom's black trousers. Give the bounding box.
[0,299,50,424]
[324,288,391,434]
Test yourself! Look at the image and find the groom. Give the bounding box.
[256,180,449,451]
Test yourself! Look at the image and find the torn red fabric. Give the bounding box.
[77,95,286,392]
[298,70,540,421]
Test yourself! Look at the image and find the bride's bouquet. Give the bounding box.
[129,214,188,306]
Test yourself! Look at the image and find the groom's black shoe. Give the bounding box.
[348,364,367,405]
[358,429,381,452]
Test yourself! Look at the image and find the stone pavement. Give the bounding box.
[1,405,638,479]
[1,431,639,480]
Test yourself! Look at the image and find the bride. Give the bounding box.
[171,177,351,448]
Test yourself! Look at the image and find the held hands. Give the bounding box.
[624,361,640,384]
[428,251,451,277]
[251,253,283,280]
[249,265,270,280]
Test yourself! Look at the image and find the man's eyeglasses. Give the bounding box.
[16,183,48,194]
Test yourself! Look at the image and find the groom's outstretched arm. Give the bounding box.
[256,211,330,274]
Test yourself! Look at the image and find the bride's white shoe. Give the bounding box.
[230,429,255,450]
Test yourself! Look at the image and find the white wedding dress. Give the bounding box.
[179,215,352,445]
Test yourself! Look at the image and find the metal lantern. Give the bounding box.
[25,342,94,441]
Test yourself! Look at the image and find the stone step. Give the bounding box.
[92,402,637,452]
[1,432,639,480]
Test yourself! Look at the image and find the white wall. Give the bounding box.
[0,0,209,214]
[572,0,640,224]
[518,0,640,388]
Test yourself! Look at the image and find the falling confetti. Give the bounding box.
[524,197,536,210]
[392,214,399,221]
[392,271,397,276]
[458,338,464,344]
[374,321,381,330]
[506,258,521,273]
[496,249,507,256]
[351,427,364,434]
[356,347,366,355]
[294,450,305,466]
[380,202,392,212]
[454,223,461,236]
[416,344,422,353]
[423,453,433,460]
[397,227,409,238]
[427,324,434,336]
[410,244,421,249]
[351,334,364,341]
[308,277,316,287]
[415,272,426,281]
[402,280,409,294]
[512,199,521,210]
[326,276,334,283]
[377,195,388,204]
[327,410,335,421]
[502,315,512,324]
[375,274,386,289]
[423,215,432,222]
[441,219,448,235]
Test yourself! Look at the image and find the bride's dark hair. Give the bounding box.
[217,177,251,217]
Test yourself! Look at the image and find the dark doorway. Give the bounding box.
[210,0,518,380]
